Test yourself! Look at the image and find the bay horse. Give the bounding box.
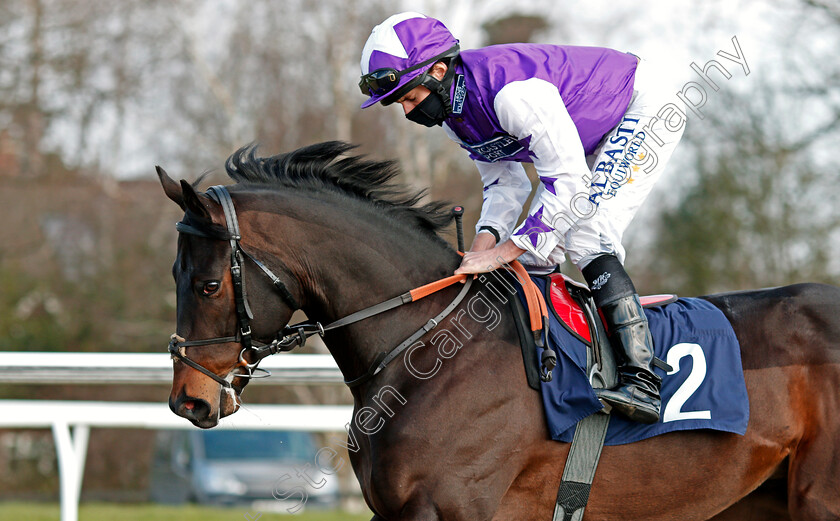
[158,142,840,520]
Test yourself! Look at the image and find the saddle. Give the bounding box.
[506,270,676,521]
[509,272,676,392]
[548,274,677,344]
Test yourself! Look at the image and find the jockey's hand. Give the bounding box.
[455,239,525,275]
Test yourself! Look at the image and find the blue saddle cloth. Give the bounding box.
[521,276,750,446]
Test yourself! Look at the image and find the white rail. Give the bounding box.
[0,351,344,384]
[0,352,351,521]
[0,400,352,430]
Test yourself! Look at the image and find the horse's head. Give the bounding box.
[157,142,463,426]
[157,167,301,428]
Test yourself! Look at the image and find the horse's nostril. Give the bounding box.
[184,400,195,411]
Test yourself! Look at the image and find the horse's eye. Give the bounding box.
[202,281,220,295]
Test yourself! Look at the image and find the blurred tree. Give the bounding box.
[803,0,840,22]
[0,0,175,177]
[482,15,548,45]
[642,92,840,294]
[636,6,840,295]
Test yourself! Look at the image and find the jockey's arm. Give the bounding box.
[495,79,592,263]
[441,126,532,252]
[454,80,593,274]
[469,231,497,252]
[470,160,534,254]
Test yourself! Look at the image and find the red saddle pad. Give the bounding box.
[547,273,677,344]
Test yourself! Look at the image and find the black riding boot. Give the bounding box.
[581,254,661,424]
[596,294,662,423]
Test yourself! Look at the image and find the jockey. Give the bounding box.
[358,12,685,424]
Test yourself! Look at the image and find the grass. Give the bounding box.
[0,502,372,521]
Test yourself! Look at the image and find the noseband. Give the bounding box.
[169,185,473,390]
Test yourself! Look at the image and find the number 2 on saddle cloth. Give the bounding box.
[511,272,750,445]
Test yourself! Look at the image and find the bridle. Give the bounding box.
[168,185,474,390]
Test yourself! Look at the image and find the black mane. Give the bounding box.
[224,141,453,234]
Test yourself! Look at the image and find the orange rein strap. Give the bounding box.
[508,260,548,333]
[411,260,546,334]
[408,250,468,302]
[327,259,550,388]
[343,274,475,388]
[409,273,469,302]
[506,260,556,382]
[409,260,546,333]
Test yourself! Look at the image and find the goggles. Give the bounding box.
[359,43,460,97]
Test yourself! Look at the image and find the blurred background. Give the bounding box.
[0,0,838,518]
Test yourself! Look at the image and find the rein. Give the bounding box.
[169,185,474,389]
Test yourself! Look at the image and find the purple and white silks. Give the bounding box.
[441,45,642,267]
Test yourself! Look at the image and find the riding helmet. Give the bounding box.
[359,12,460,108]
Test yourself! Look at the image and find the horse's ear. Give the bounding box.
[156,166,185,210]
[180,179,215,223]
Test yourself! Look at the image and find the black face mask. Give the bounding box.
[405,92,448,127]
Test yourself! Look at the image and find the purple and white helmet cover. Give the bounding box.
[359,12,458,108]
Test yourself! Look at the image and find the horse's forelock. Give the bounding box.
[181,210,231,241]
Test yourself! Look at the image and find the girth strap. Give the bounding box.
[552,412,610,521]
[552,281,614,521]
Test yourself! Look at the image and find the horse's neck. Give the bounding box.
[267,198,460,384]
